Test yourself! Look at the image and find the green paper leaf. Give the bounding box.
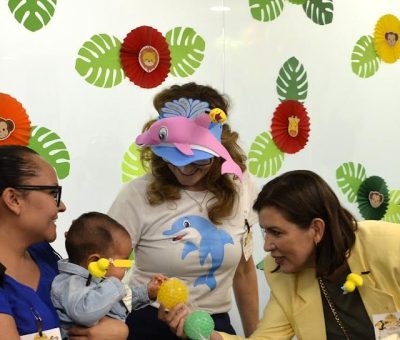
[248,131,285,178]
[249,0,285,22]
[121,143,146,183]
[351,35,381,79]
[8,0,57,32]
[276,56,308,103]
[166,27,205,78]
[256,258,265,270]
[302,0,333,25]
[383,190,400,223]
[336,162,367,203]
[288,0,306,4]
[28,126,70,180]
[75,34,125,88]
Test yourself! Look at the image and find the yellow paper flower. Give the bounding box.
[373,14,400,63]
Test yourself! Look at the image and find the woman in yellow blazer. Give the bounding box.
[161,170,400,340]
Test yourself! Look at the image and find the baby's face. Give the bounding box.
[106,231,132,280]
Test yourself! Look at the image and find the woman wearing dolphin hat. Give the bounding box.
[109,82,260,339]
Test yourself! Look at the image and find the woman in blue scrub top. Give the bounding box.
[0,145,128,340]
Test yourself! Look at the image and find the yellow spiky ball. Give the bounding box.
[157,278,188,310]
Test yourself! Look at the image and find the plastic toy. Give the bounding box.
[184,310,215,340]
[88,258,133,278]
[157,277,188,310]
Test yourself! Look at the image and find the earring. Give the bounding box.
[341,273,363,294]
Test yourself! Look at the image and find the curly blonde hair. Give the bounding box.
[140,83,247,225]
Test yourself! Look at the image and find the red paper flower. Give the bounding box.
[120,26,171,89]
[271,100,310,154]
[0,93,31,146]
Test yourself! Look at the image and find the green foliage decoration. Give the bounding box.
[302,0,333,25]
[351,35,381,78]
[121,143,146,183]
[166,27,205,77]
[336,162,367,204]
[383,190,400,223]
[248,131,285,178]
[29,126,70,180]
[249,0,285,22]
[276,57,308,103]
[75,34,125,88]
[8,0,57,32]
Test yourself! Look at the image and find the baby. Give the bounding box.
[51,212,167,339]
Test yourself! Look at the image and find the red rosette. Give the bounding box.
[271,100,310,154]
[120,26,171,89]
[0,93,31,146]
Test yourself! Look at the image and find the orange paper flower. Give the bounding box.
[0,93,31,146]
[120,26,171,89]
[271,100,310,154]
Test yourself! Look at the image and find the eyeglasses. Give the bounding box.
[13,185,62,207]
[163,157,213,167]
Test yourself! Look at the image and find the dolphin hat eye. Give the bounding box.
[158,126,168,140]
[183,219,191,228]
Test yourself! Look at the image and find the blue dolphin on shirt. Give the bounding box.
[163,215,234,290]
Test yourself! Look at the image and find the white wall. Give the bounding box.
[1,0,399,335]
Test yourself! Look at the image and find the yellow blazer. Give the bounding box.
[220,220,400,340]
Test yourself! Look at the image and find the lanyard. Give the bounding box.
[30,307,43,337]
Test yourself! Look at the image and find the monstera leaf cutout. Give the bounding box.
[383,190,400,223]
[336,162,367,203]
[351,35,381,78]
[248,131,285,178]
[276,57,308,103]
[166,27,205,77]
[75,34,125,88]
[8,0,57,32]
[302,0,333,25]
[256,258,265,271]
[29,126,70,180]
[288,0,306,4]
[121,143,146,183]
[249,0,285,22]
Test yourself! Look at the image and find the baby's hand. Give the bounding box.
[148,274,168,300]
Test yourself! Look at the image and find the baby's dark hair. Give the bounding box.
[65,212,130,265]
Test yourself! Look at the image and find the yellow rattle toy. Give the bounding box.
[88,258,133,278]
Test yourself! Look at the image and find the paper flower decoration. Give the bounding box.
[373,14,400,64]
[120,26,171,89]
[357,176,389,220]
[271,100,310,154]
[0,93,31,146]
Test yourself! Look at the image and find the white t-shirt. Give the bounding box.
[108,171,259,314]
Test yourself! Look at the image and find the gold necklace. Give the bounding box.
[182,190,208,212]
[318,277,351,340]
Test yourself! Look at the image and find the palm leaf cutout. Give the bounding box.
[121,143,146,183]
[8,0,57,32]
[276,56,308,102]
[288,0,306,4]
[75,34,125,88]
[248,131,285,178]
[336,162,366,203]
[166,27,205,77]
[302,0,333,25]
[249,0,285,22]
[29,126,70,180]
[383,190,400,223]
[351,35,380,79]
[256,258,265,271]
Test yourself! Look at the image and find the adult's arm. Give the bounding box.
[233,254,259,336]
[0,314,20,340]
[68,317,128,340]
[216,292,294,340]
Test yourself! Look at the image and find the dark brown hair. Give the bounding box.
[65,212,130,265]
[140,82,247,225]
[253,170,357,277]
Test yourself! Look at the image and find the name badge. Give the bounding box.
[373,312,400,339]
[20,328,61,340]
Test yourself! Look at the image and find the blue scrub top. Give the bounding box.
[0,242,61,335]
